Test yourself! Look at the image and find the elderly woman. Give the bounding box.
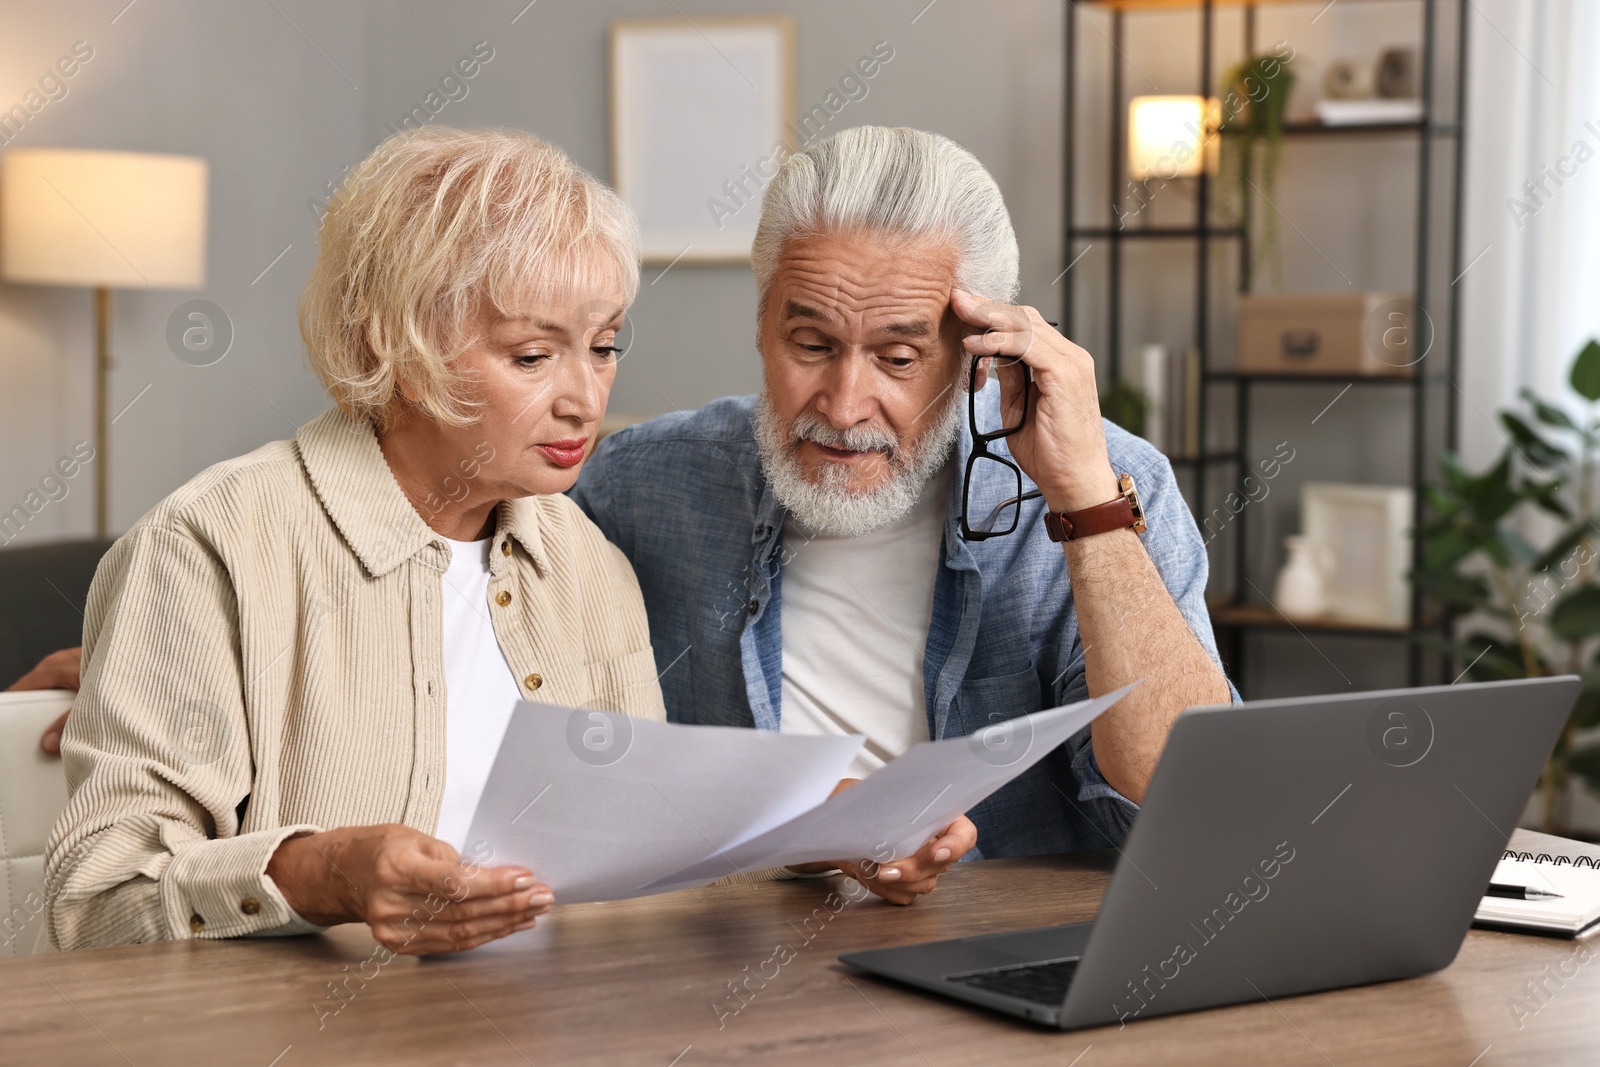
[43,128,660,955]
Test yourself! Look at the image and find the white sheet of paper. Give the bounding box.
[463,704,863,902]
[641,684,1135,893]
[465,684,1135,903]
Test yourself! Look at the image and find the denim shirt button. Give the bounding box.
[747,599,759,616]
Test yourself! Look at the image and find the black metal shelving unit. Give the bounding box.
[1063,0,1469,691]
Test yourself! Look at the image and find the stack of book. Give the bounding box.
[1137,343,1202,459]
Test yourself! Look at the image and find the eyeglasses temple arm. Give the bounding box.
[975,488,1045,533]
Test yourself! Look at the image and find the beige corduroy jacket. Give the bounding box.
[43,407,669,951]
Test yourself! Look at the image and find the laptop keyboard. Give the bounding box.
[945,957,1080,1005]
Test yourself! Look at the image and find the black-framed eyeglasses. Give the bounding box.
[960,353,1044,541]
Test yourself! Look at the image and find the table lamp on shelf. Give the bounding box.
[0,147,208,538]
[1128,94,1221,181]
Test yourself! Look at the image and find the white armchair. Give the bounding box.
[0,689,72,956]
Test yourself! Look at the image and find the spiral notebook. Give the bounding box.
[1500,827,1600,868]
[1474,828,1600,938]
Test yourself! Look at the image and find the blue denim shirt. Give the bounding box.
[568,387,1232,857]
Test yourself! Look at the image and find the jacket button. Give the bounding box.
[240,897,261,916]
[748,599,759,615]
[501,540,513,557]
[190,913,206,933]
[524,673,543,692]
[495,591,513,607]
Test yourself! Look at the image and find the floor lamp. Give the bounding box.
[1,148,208,539]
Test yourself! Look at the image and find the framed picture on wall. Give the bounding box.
[610,17,795,263]
[1302,482,1415,627]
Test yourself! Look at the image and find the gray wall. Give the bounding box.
[0,0,1064,541]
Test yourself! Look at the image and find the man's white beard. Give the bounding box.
[752,385,963,538]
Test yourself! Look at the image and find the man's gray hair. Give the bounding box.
[751,126,1019,314]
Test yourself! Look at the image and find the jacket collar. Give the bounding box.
[753,481,785,560]
[497,496,551,578]
[295,407,549,578]
[944,416,977,568]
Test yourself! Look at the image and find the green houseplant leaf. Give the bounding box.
[1454,632,1524,681]
[1525,479,1575,521]
[1569,339,1600,402]
[1566,742,1600,795]
[1410,568,1491,613]
[1500,412,1569,469]
[1573,666,1600,731]
[1522,387,1578,432]
[1550,586,1600,641]
[1530,522,1594,575]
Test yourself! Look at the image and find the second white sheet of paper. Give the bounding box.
[465,684,1134,902]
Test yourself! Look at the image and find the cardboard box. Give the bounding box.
[1238,292,1417,377]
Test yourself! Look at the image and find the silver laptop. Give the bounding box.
[839,676,1580,1029]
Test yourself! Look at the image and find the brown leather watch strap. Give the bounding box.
[1043,473,1147,542]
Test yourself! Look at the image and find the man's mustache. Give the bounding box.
[789,412,899,460]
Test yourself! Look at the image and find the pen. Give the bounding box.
[1487,882,1564,901]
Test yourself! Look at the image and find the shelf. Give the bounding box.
[1066,0,1466,689]
[1084,0,1421,10]
[1069,225,1244,241]
[1210,602,1433,639]
[1167,451,1240,466]
[1278,120,1461,138]
[1213,121,1460,139]
[1204,370,1420,385]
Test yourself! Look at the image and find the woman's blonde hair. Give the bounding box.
[300,127,640,429]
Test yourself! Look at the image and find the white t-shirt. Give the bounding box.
[433,536,524,852]
[778,468,951,779]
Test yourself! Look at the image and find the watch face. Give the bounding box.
[1121,473,1148,533]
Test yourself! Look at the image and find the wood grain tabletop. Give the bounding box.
[1,852,1596,1066]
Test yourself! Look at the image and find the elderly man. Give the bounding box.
[568,125,1234,863]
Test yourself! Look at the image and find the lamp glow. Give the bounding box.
[2,148,207,288]
[1128,95,1220,181]
[0,148,208,538]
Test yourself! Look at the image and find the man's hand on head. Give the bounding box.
[7,646,82,757]
[950,288,1121,515]
[952,289,1234,801]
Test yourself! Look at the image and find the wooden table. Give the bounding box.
[3,852,1597,1065]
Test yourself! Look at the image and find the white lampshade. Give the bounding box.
[1,148,207,289]
[1128,96,1221,181]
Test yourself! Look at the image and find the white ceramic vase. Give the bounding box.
[1274,535,1336,618]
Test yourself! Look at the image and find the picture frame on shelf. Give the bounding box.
[1301,482,1414,627]
[609,17,794,263]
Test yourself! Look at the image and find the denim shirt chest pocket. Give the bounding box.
[951,660,1043,740]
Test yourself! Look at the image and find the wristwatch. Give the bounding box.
[1043,472,1147,542]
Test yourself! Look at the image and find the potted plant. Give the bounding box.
[1100,379,1149,439]
[1413,338,1600,837]
[1218,51,1296,288]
